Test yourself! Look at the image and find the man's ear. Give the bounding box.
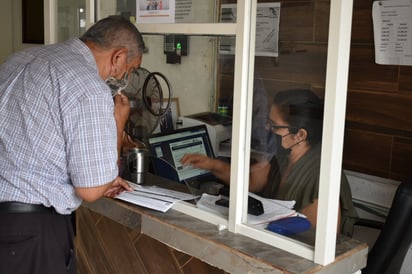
[110,48,128,76]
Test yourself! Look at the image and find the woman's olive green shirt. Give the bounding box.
[261,144,358,236]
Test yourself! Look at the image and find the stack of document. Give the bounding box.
[197,192,297,226]
[116,184,197,212]
[116,182,297,226]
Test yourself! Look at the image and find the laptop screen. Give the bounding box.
[147,125,216,183]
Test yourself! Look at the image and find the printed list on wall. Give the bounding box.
[220,3,280,57]
[372,0,412,66]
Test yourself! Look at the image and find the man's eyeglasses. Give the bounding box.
[265,119,294,132]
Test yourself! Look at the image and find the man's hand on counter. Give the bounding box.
[104,176,134,198]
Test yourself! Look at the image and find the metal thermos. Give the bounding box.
[127,148,148,184]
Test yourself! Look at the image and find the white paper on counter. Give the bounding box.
[116,183,197,212]
[196,192,297,226]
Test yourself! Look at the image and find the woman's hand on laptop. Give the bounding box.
[180,153,213,170]
[181,154,231,184]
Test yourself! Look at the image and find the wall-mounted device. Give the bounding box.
[164,35,188,64]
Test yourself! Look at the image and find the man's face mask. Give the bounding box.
[105,72,129,97]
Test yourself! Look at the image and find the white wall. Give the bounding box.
[140,35,217,116]
[137,1,219,116]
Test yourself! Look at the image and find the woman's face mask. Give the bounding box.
[274,132,293,155]
[274,131,307,155]
[268,105,304,155]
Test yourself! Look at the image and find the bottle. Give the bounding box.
[127,148,148,184]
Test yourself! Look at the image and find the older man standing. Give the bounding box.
[0,16,145,273]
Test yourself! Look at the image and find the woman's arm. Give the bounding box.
[249,160,271,193]
[180,154,231,184]
[300,199,342,233]
[180,154,271,192]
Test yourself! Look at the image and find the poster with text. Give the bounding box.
[137,0,175,23]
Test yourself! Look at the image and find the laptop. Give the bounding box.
[146,125,222,189]
[146,124,264,215]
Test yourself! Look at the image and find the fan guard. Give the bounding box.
[123,67,172,142]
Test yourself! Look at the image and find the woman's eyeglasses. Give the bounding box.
[265,119,294,132]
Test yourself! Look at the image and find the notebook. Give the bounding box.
[146,125,218,185]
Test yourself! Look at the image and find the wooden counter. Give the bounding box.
[75,174,368,274]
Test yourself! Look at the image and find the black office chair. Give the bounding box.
[362,179,412,274]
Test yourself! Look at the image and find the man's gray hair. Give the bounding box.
[80,15,145,62]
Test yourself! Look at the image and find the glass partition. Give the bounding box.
[54,0,87,42]
[137,1,354,264]
[132,0,324,249]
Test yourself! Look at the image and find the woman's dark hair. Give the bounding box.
[273,89,324,145]
[80,15,145,62]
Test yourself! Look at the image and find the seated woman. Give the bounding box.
[180,89,358,236]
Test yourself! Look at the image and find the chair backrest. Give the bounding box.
[362,179,412,274]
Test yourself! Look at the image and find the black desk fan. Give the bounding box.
[122,67,173,143]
